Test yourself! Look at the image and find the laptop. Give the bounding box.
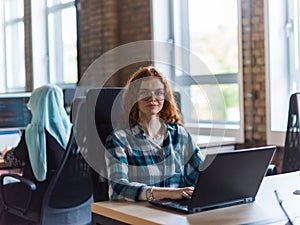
[0,130,21,154]
[149,145,276,214]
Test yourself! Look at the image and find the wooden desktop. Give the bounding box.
[91,172,300,225]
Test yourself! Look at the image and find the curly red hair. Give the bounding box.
[123,66,182,127]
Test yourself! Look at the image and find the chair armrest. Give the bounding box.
[0,174,37,215]
[0,174,36,190]
[266,164,277,176]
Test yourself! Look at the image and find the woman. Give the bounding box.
[105,66,203,201]
[0,84,72,222]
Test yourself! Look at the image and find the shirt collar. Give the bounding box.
[131,124,145,137]
[130,122,175,137]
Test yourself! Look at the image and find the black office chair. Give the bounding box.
[72,91,110,202]
[0,99,93,225]
[85,87,183,201]
[281,92,300,173]
[85,88,125,202]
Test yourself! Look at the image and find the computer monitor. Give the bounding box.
[63,87,76,114]
[0,93,32,131]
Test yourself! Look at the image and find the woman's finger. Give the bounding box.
[182,191,189,198]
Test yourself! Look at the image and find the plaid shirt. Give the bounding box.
[105,123,204,201]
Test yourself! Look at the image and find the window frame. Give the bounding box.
[0,0,78,93]
[265,0,292,147]
[151,0,244,142]
[0,0,26,92]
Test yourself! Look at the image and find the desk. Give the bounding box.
[91,172,300,225]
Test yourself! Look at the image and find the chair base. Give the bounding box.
[41,196,93,225]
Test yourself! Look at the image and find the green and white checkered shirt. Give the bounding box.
[105,123,203,201]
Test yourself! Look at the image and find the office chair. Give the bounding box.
[85,88,183,201]
[85,88,125,202]
[281,92,300,173]
[0,98,93,225]
[71,91,110,202]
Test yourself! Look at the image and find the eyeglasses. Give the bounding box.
[138,89,165,101]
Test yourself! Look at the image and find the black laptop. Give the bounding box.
[149,146,276,214]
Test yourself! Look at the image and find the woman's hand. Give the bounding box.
[179,186,194,199]
[147,186,194,200]
[1,146,11,156]
[168,186,194,199]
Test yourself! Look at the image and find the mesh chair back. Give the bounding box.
[282,93,300,173]
[48,134,92,208]
[46,97,93,208]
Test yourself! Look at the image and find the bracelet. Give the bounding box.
[148,186,154,201]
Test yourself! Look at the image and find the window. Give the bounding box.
[0,0,25,92]
[0,0,78,93]
[265,0,293,146]
[152,0,243,141]
[183,0,240,123]
[47,0,78,84]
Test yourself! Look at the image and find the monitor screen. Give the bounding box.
[0,93,32,131]
[63,87,76,115]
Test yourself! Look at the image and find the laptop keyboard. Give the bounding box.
[155,198,190,207]
[173,198,191,205]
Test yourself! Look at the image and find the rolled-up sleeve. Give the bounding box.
[105,133,146,201]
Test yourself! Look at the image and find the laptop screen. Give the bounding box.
[0,130,21,151]
[189,146,276,209]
